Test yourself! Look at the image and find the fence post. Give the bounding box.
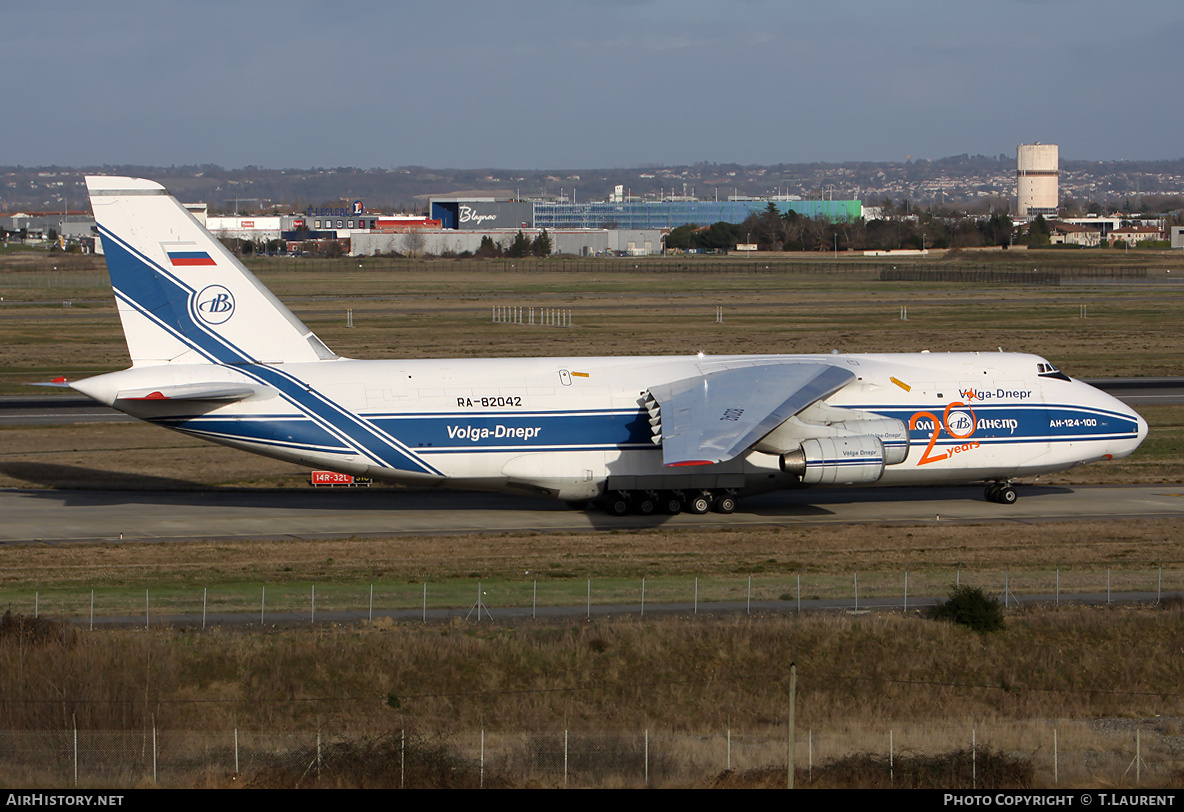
[787,662,797,789]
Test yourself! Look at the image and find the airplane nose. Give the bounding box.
[1111,398,1147,460]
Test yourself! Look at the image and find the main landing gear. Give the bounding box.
[602,489,738,516]
[984,482,1018,504]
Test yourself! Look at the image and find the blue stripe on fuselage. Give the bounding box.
[864,403,1139,444]
[147,410,656,455]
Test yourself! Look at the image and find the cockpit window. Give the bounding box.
[1038,361,1070,381]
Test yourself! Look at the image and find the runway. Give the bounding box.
[4,483,1184,543]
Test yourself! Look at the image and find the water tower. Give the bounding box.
[1016,143,1059,217]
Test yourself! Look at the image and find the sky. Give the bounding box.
[4,0,1182,170]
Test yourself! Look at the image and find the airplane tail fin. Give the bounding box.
[86,176,336,366]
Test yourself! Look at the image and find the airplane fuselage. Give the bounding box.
[73,350,1146,502]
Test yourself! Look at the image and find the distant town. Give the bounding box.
[4,149,1184,258]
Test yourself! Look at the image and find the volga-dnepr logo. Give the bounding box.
[195,285,235,324]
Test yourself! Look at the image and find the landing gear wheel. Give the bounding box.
[713,494,737,514]
[660,492,683,515]
[985,483,1017,504]
[634,494,657,515]
[605,494,631,516]
[687,492,712,515]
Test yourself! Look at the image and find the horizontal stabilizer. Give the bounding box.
[647,363,856,467]
[114,383,261,402]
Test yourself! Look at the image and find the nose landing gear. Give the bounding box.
[985,482,1018,504]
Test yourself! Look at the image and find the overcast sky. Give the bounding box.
[5,0,1181,169]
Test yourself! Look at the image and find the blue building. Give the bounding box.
[533,199,862,230]
[431,197,862,231]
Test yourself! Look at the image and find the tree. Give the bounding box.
[403,230,426,258]
[664,224,697,251]
[1026,214,1051,246]
[742,203,795,251]
[505,230,533,258]
[928,584,1005,633]
[530,230,552,257]
[476,235,502,258]
[693,221,745,251]
[980,212,1013,247]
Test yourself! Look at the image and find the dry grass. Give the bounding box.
[3,606,1184,786]
[2,518,1183,590]
[4,253,1184,396]
[4,252,1184,787]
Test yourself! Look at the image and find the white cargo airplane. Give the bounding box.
[70,176,1147,515]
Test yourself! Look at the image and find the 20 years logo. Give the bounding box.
[909,401,980,466]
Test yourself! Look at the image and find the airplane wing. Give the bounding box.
[645,363,856,466]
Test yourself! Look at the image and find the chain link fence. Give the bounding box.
[4,565,1181,629]
[2,719,1180,788]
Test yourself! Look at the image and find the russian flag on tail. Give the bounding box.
[167,251,216,266]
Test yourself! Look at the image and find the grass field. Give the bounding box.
[4,249,1184,395]
[3,249,1184,787]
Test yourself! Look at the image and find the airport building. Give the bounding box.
[350,227,662,257]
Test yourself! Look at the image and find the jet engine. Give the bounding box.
[778,435,886,485]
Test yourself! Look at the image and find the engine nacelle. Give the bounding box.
[755,404,909,466]
[827,417,910,465]
[779,435,886,485]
